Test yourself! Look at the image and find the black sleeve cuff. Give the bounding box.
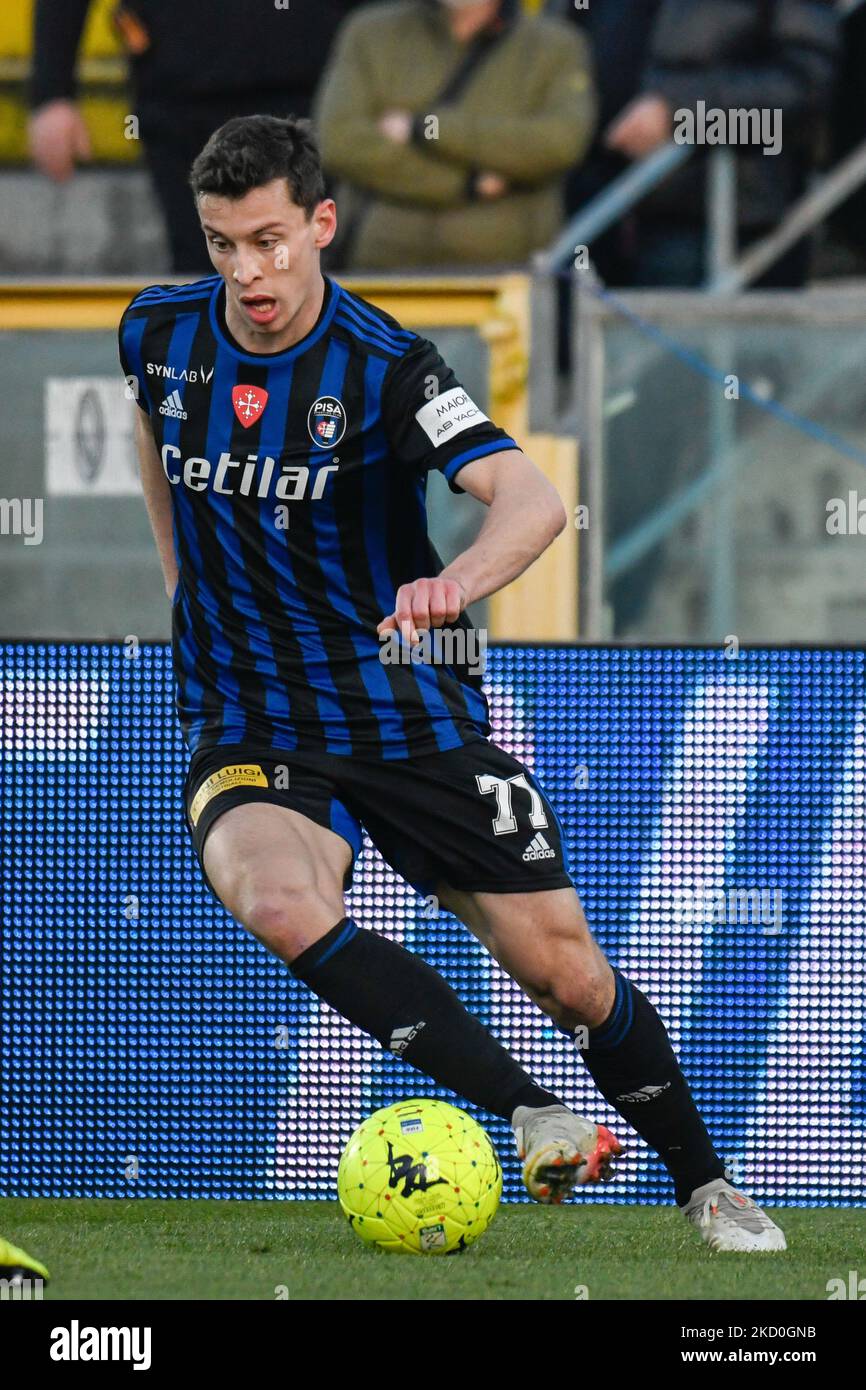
[30,0,91,109]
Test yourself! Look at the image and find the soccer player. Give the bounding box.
[120,115,785,1251]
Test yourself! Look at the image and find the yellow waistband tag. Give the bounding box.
[189,764,268,826]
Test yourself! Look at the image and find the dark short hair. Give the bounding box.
[189,114,326,217]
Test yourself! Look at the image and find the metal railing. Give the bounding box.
[709,139,866,292]
[536,142,695,275]
[540,0,866,290]
[562,282,866,637]
[539,131,866,294]
[532,0,866,637]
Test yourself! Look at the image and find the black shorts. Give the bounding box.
[183,739,574,899]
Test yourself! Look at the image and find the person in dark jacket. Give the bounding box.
[548,0,839,287]
[27,0,369,272]
[547,0,838,638]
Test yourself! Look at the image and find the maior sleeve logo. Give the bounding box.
[415,387,489,447]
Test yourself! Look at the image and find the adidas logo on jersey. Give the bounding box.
[522,833,555,862]
[159,389,188,420]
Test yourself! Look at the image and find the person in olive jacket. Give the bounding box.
[314,0,597,270]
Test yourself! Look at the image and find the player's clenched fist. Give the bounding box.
[377,577,468,644]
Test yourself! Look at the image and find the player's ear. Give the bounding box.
[311,198,337,252]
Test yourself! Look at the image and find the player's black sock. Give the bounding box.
[577,969,726,1206]
[290,918,562,1121]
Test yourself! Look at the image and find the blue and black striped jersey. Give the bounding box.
[119,274,521,759]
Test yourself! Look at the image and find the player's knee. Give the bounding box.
[237,884,334,960]
[547,954,615,1031]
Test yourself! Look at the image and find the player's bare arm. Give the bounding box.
[376,448,566,640]
[134,407,178,601]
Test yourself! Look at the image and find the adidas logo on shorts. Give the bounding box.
[522,832,556,862]
[159,389,188,420]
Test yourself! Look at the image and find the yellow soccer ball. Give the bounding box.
[337,1098,502,1254]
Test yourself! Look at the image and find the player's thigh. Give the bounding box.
[204,801,353,957]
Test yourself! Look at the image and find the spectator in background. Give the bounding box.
[547,0,839,287]
[544,0,837,638]
[27,0,369,273]
[828,0,866,266]
[314,0,596,270]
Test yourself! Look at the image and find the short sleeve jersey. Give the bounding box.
[119,274,520,759]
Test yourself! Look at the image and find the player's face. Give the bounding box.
[198,179,336,341]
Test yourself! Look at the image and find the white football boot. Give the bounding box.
[682,1179,787,1252]
[512,1104,622,1204]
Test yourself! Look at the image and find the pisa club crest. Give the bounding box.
[232,384,269,428]
[308,396,347,448]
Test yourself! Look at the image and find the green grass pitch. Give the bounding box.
[3,1200,863,1300]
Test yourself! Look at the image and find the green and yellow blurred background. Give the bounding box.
[0,0,547,164]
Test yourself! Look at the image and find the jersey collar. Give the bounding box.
[209,274,340,365]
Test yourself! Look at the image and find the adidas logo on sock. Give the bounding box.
[522,832,556,862]
[159,389,188,420]
[615,1082,672,1104]
[389,1021,426,1055]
